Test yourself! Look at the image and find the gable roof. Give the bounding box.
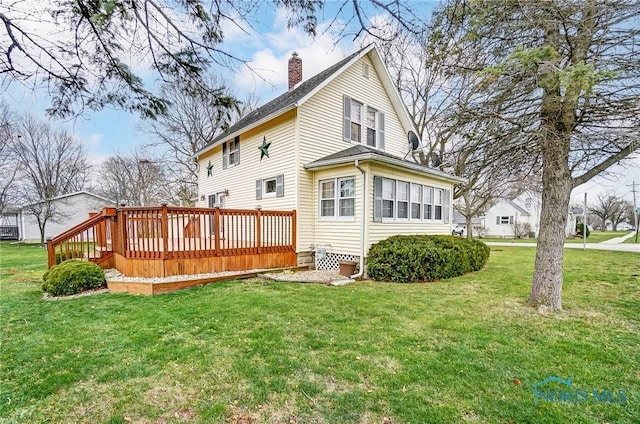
[505,199,531,216]
[304,145,466,183]
[19,191,115,208]
[195,44,418,157]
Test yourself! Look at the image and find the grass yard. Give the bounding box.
[481,231,631,244]
[1,242,639,423]
[624,233,639,244]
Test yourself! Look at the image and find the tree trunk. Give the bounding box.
[528,138,573,311]
[466,215,473,239]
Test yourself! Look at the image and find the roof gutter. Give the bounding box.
[192,104,298,158]
[352,159,366,280]
[305,153,467,184]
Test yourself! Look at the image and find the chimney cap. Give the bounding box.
[291,51,299,57]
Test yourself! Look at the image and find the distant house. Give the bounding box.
[483,194,542,238]
[6,191,114,243]
[194,45,464,270]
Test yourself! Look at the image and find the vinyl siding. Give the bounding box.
[20,193,112,242]
[309,165,363,256]
[366,164,453,251]
[307,163,455,257]
[296,53,411,255]
[483,199,536,238]
[197,110,297,212]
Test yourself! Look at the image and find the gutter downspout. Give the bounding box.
[352,160,366,279]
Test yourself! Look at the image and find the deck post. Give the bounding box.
[161,203,169,259]
[120,209,128,257]
[256,207,262,254]
[292,210,297,251]
[47,239,56,267]
[214,207,220,255]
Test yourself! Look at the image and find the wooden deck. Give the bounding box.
[106,265,310,295]
[47,206,298,284]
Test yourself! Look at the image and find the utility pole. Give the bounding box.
[628,181,638,243]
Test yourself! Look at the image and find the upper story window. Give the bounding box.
[343,96,385,150]
[223,136,240,169]
[320,177,356,220]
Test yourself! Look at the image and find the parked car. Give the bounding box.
[452,226,465,236]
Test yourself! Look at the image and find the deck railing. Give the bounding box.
[47,206,296,268]
[47,207,117,267]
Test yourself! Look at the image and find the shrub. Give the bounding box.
[55,250,82,264]
[42,260,105,296]
[576,222,590,238]
[367,235,490,283]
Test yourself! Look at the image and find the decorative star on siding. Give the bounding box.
[207,160,213,177]
[258,136,271,160]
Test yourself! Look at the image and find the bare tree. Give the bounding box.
[0,102,19,214]
[141,77,253,205]
[589,193,625,231]
[430,0,640,311]
[610,199,633,231]
[11,115,89,244]
[98,151,169,206]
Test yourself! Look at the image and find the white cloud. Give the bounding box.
[83,133,103,149]
[232,8,350,98]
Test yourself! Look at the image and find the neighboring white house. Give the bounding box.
[9,191,114,243]
[482,192,542,238]
[194,45,465,270]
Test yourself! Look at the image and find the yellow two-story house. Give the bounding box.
[195,44,464,272]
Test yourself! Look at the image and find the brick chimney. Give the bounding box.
[288,52,302,91]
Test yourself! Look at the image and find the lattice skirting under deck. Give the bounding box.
[315,253,358,271]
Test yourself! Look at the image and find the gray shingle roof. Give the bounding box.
[304,144,466,183]
[210,46,370,145]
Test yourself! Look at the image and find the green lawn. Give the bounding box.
[1,242,639,423]
[624,232,639,244]
[481,230,630,244]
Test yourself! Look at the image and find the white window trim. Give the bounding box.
[263,177,277,198]
[434,188,444,222]
[318,177,356,221]
[396,181,410,221]
[223,136,240,169]
[375,178,449,223]
[344,95,385,151]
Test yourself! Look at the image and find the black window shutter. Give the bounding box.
[343,96,351,141]
[235,136,240,165]
[256,179,262,200]
[373,176,382,222]
[276,174,284,197]
[377,112,385,151]
[222,143,228,169]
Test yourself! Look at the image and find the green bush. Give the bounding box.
[42,260,105,296]
[576,222,590,238]
[367,235,490,283]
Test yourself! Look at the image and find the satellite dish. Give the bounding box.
[430,152,442,167]
[407,131,420,151]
